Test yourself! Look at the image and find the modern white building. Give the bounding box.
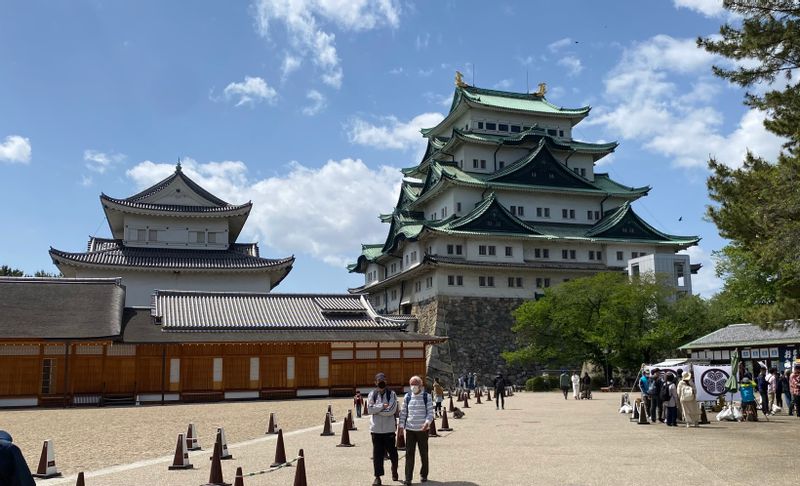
[348,77,700,382]
[50,163,295,306]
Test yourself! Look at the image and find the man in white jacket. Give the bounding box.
[571,371,580,400]
[398,375,434,485]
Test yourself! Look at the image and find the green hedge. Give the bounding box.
[525,376,550,392]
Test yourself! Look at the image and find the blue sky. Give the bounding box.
[0,0,784,296]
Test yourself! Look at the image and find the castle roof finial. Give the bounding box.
[176,158,182,172]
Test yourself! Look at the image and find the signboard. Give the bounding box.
[692,365,741,402]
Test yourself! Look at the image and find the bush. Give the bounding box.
[525,376,550,392]
[547,375,561,390]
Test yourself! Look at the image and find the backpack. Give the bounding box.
[404,390,430,409]
[659,382,671,402]
[679,383,694,401]
[646,379,657,396]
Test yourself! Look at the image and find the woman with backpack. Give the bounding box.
[663,373,679,426]
[677,372,700,427]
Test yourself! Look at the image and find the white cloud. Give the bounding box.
[80,175,93,187]
[588,35,784,169]
[0,135,31,164]
[222,76,277,107]
[280,54,302,81]
[126,157,400,267]
[423,92,453,107]
[548,37,573,52]
[417,68,433,77]
[84,149,126,173]
[558,56,583,76]
[679,246,723,298]
[302,89,327,116]
[346,112,445,154]
[389,67,404,75]
[673,0,727,18]
[252,0,401,89]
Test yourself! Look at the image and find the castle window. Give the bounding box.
[498,123,509,132]
[473,159,479,168]
[499,161,505,169]
[190,231,205,243]
[448,275,454,286]
[488,245,496,256]
[148,229,158,242]
[547,129,557,136]
[485,122,497,130]
[559,130,564,137]
[580,168,586,177]
[457,275,463,285]
[510,125,521,133]
[562,209,568,219]
[456,245,463,255]
[477,122,484,129]
[479,245,487,255]
[616,251,624,261]
[480,159,486,169]
[426,276,432,288]
[505,246,513,257]
[588,210,594,220]
[456,202,462,212]
[447,244,454,255]
[570,209,575,219]
[136,229,146,241]
[589,250,595,260]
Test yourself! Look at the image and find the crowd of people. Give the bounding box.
[558,370,592,400]
[637,362,800,426]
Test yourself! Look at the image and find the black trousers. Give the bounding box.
[371,432,398,478]
[793,395,800,417]
[404,429,429,481]
[649,397,662,422]
[561,386,569,399]
[760,391,769,414]
[495,388,505,408]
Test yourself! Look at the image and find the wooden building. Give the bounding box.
[0,278,441,408]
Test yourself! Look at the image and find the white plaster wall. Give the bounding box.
[123,215,229,250]
[73,268,272,306]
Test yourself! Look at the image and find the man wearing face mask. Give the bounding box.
[398,375,434,485]
[368,372,399,485]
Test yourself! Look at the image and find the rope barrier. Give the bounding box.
[242,455,301,477]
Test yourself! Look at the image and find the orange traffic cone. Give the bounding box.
[186,423,201,451]
[395,425,406,451]
[233,466,244,486]
[75,472,85,486]
[463,396,470,408]
[327,404,336,422]
[362,400,369,416]
[475,392,482,405]
[169,433,193,470]
[700,405,710,425]
[448,396,455,413]
[428,417,439,437]
[201,440,230,486]
[270,429,288,467]
[337,420,354,447]
[266,412,278,434]
[293,449,308,486]
[320,412,334,436]
[32,440,62,478]
[637,402,650,425]
[212,428,232,460]
[347,410,357,431]
[632,400,640,421]
[439,410,453,431]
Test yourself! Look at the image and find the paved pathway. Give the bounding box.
[36,391,799,485]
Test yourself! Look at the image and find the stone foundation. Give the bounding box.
[411,295,532,388]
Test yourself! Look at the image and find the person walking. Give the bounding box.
[580,372,591,400]
[493,372,506,409]
[767,367,778,413]
[677,372,700,427]
[740,377,758,421]
[781,370,792,415]
[756,367,769,416]
[354,391,364,418]
[432,378,444,418]
[398,375,434,485]
[367,372,399,485]
[664,374,678,426]
[571,371,580,400]
[790,363,800,418]
[0,430,35,486]
[559,370,570,400]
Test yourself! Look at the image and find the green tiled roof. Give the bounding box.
[586,202,699,244]
[457,86,590,116]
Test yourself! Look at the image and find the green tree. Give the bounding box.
[503,273,718,375]
[698,0,800,153]
[32,270,61,278]
[0,265,24,276]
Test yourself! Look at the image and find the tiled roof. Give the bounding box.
[50,240,293,272]
[101,194,251,214]
[679,322,800,350]
[457,85,591,115]
[151,291,411,331]
[0,277,125,339]
[126,165,229,206]
[122,306,441,344]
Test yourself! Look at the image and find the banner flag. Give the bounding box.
[692,365,741,402]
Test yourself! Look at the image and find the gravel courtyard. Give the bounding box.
[4,391,798,485]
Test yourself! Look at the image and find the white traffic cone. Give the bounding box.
[32,439,62,478]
